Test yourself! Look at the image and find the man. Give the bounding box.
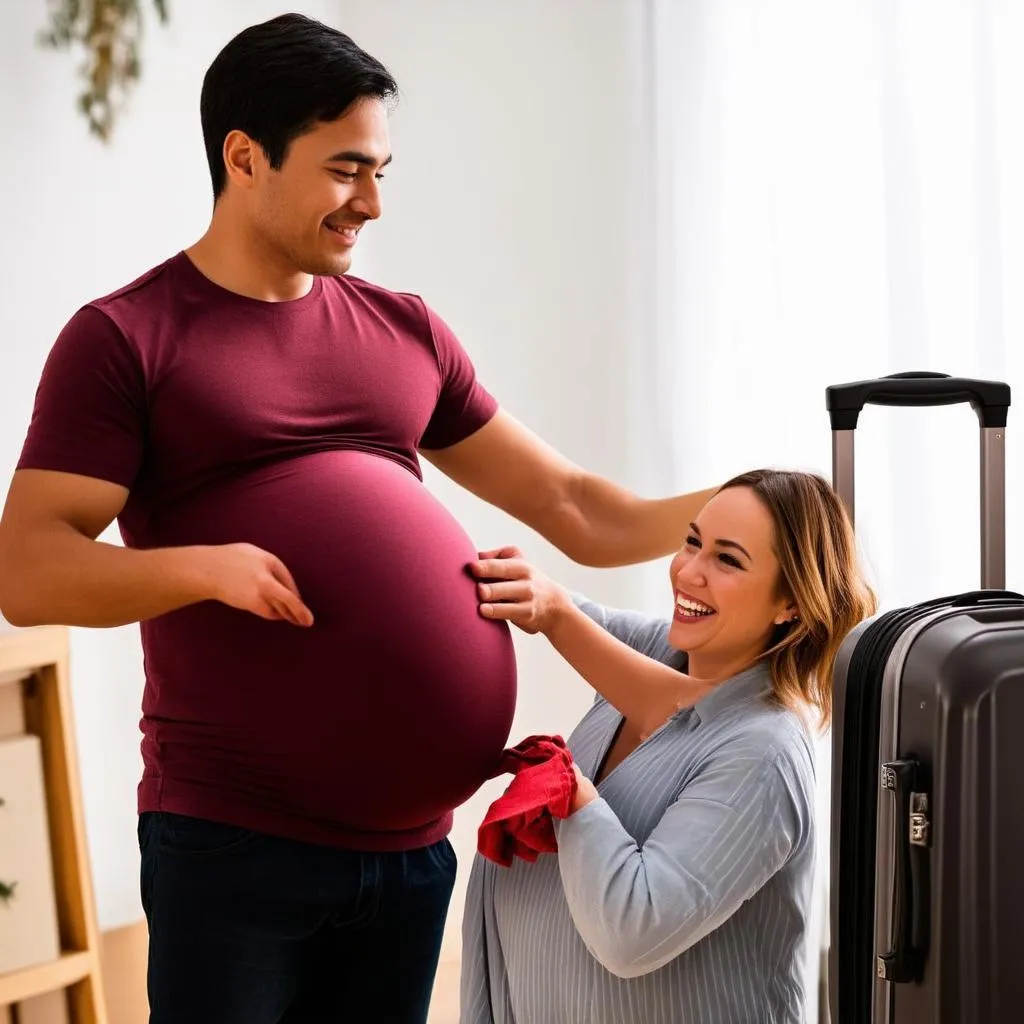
[0,13,715,1024]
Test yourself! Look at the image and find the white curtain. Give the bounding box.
[645,0,1024,1018]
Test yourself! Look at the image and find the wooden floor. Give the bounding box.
[18,922,465,1024]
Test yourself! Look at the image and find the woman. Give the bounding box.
[460,469,876,1024]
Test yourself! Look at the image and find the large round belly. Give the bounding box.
[144,451,517,832]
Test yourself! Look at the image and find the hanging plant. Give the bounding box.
[38,0,170,142]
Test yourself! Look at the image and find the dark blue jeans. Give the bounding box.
[138,812,457,1023]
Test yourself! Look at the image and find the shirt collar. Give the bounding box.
[687,660,773,726]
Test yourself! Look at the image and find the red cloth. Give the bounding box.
[477,735,578,867]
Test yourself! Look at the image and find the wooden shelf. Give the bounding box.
[0,951,93,1005]
[0,626,67,678]
[0,625,107,1021]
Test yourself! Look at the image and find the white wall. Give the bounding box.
[0,0,665,959]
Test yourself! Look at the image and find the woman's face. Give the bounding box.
[667,486,797,676]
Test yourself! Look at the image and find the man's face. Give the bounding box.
[248,98,391,277]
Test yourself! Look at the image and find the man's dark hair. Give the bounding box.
[200,13,398,198]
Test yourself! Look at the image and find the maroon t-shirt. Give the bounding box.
[17,252,517,851]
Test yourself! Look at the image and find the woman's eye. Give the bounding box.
[718,553,742,569]
[685,535,701,549]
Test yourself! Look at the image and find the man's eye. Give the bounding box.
[331,169,358,181]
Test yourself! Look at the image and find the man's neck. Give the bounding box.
[186,217,314,303]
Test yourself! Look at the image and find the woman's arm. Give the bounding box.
[570,592,673,651]
[544,602,712,733]
[554,748,808,979]
[472,548,713,730]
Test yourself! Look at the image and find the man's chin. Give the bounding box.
[313,248,350,274]
[305,253,353,277]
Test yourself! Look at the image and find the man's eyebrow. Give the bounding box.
[324,150,392,168]
[688,522,753,561]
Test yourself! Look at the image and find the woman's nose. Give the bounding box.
[673,557,706,589]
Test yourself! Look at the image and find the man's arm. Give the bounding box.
[0,469,312,629]
[421,410,717,568]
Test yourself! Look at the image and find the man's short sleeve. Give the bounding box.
[418,303,498,450]
[17,305,146,489]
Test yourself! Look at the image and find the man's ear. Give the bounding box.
[222,130,260,191]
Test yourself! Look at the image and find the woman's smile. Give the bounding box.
[673,590,718,623]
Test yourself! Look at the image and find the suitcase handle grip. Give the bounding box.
[826,372,1010,430]
[878,760,927,985]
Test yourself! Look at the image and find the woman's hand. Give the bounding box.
[471,546,571,635]
[570,763,600,813]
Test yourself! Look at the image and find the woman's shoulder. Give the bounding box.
[688,688,819,850]
[696,673,817,778]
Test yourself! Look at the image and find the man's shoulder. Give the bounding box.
[325,272,428,320]
[89,254,180,318]
[45,255,181,358]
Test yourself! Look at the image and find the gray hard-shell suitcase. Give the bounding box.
[827,373,1024,1024]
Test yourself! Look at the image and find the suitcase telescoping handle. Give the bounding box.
[826,371,1010,589]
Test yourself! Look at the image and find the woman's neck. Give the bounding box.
[686,645,765,686]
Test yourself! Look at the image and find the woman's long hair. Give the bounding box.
[719,469,877,729]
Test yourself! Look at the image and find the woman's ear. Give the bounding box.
[773,600,800,626]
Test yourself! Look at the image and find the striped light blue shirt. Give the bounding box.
[460,597,818,1023]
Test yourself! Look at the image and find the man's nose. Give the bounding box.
[350,178,382,221]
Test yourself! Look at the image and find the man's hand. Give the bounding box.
[0,470,315,630]
[470,546,570,635]
[193,543,314,627]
